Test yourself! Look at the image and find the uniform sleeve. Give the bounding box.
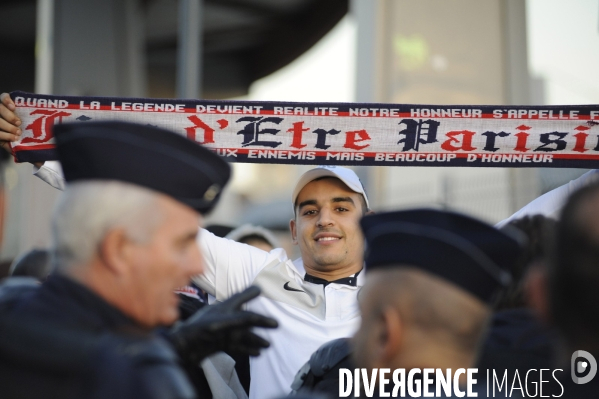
[94,337,197,399]
[496,169,599,228]
[192,228,289,302]
[32,161,66,191]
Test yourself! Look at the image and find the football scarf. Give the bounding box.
[10,91,599,168]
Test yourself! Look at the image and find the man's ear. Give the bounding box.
[289,219,298,245]
[98,229,133,276]
[525,263,550,324]
[379,306,402,365]
[365,210,375,216]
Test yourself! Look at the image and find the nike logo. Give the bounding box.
[283,281,306,293]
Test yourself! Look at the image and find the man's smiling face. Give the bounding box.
[290,177,366,277]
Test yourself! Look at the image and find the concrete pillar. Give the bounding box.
[177,0,203,99]
[351,0,536,219]
[502,0,539,212]
[2,0,147,262]
[53,0,146,96]
[351,0,388,208]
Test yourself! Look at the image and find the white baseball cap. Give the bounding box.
[291,166,370,212]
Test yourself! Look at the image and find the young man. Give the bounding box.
[0,121,277,398]
[194,165,372,398]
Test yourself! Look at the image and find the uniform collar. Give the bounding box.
[304,269,362,287]
[293,258,365,287]
[43,273,143,332]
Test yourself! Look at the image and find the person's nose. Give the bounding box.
[316,207,335,228]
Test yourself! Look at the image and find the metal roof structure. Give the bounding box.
[0,0,348,98]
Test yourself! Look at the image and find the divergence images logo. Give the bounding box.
[571,350,597,384]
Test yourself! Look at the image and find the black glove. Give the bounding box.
[168,285,278,363]
[177,293,206,321]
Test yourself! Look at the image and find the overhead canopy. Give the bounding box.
[0,0,349,98]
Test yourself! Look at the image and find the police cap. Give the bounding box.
[360,209,522,304]
[54,121,230,214]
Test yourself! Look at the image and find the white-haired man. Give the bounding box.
[0,121,277,399]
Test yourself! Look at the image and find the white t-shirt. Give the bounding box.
[192,230,362,399]
[33,161,65,190]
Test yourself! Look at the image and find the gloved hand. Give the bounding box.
[177,293,206,321]
[168,285,278,363]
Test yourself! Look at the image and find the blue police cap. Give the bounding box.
[53,121,230,214]
[360,209,522,304]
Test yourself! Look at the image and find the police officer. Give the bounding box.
[0,121,277,399]
[351,209,522,398]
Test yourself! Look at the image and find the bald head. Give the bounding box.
[353,267,490,371]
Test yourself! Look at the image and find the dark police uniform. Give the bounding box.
[0,274,196,399]
[0,120,241,399]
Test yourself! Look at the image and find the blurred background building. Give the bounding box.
[0,0,597,269]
